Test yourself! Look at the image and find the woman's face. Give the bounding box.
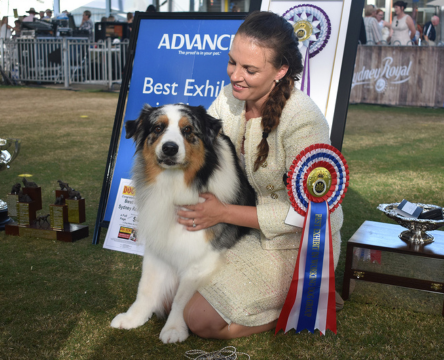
[376,12,383,22]
[227,34,288,106]
[394,5,403,15]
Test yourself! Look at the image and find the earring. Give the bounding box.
[275,79,280,84]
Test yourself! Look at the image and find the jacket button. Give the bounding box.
[266,184,274,191]
[261,161,267,168]
[271,193,278,199]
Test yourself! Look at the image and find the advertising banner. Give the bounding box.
[102,15,244,225]
[350,46,444,107]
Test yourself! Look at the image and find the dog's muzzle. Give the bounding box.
[159,141,179,166]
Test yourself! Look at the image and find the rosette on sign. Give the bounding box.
[282,5,331,96]
[276,144,349,335]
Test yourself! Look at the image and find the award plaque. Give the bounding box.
[5,180,89,242]
[66,198,86,224]
[50,204,68,230]
[6,194,18,218]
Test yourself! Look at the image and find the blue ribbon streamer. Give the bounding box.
[296,201,328,332]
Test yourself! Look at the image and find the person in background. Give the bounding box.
[414,23,423,45]
[363,5,382,45]
[423,15,440,46]
[146,5,157,12]
[12,20,21,38]
[389,1,415,45]
[101,16,108,22]
[23,7,37,22]
[107,15,116,22]
[79,10,94,40]
[39,11,45,19]
[232,5,240,12]
[375,9,390,42]
[127,12,133,23]
[44,9,52,20]
[0,17,12,39]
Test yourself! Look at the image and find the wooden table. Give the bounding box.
[342,221,444,316]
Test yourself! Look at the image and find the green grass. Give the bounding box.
[1,88,444,359]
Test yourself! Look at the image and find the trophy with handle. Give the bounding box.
[0,138,21,228]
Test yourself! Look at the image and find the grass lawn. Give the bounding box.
[1,87,443,359]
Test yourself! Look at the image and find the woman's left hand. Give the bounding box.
[177,193,226,231]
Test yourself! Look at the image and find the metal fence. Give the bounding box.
[0,37,130,89]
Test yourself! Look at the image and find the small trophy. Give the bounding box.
[0,138,21,229]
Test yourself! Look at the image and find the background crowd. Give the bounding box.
[0,2,441,46]
[362,1,441,46]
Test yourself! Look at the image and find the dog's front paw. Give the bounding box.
[111,312,148,330]
[159,322,189,343]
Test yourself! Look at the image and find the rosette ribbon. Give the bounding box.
[276,144,349,335]
[282,5,331,97]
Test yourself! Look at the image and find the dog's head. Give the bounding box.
[126,104,222,172]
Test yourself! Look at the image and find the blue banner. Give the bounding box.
[104,18,243,222]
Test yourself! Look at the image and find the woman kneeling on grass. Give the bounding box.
[178,11,344,339]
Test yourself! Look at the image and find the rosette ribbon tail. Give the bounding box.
[300,49,311,96]
[276,200,336,335]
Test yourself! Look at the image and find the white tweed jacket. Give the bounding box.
[208,84,344,250]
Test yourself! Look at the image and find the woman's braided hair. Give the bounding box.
[236,11,303,171]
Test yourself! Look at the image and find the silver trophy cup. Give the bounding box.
[0,138,21,220]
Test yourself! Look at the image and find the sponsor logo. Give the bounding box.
[122,185,135,196]
[352,56,412,93]
[158,34,235,51]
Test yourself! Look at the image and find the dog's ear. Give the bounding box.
[125,120,138,139]
[196,106,222,144]
[125,104,154,139]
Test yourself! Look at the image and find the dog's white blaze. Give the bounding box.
[155,105,187,163]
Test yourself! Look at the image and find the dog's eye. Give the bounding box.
[153,126,163,134]
[182,126,192,135]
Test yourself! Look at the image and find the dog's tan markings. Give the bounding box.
[183,139,205,187]
[142,134,163,184]
[204,228,215,243]
[179,116,206,187]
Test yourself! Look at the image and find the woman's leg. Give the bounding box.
[183,292,277,339]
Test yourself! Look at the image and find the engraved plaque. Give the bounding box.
[18,202,30,226]
[7,194,18,217]
[66,198,86,223]
[50,205,67,230]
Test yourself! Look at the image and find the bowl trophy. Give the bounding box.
[0,138,21,229]
[378,203,444,244]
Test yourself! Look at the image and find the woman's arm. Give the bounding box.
[177,193,259,231]
[406,16,416,40]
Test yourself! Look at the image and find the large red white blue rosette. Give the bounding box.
[276,144,349,335]
[282,4,331,96]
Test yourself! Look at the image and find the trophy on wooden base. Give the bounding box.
[5,180,89,242]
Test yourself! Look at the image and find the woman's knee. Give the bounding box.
[184,292,227,338]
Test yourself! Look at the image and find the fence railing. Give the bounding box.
[0,37,130,89]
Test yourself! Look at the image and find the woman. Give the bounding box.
[178,11,343,339]
[375,9,390,42]
[390,1,415,45]
[0,16,12,39]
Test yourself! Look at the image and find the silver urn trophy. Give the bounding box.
[0,138,21,229]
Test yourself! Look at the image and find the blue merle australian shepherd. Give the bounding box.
[111,104,255,343]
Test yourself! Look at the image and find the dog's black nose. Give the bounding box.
[162,142,179,156]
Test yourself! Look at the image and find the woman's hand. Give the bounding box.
[177,193,226,231]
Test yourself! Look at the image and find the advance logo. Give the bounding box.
[158,34,235,51]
